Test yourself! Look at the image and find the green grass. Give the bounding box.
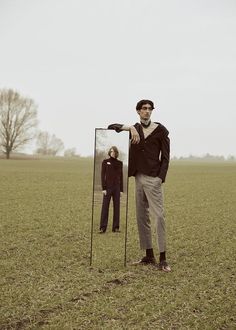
[0,159,235,329]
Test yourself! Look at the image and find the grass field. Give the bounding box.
[0,158,235,329]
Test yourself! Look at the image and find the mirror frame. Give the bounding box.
[90,128,129,267]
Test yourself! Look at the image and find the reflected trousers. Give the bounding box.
[135,173,166,252]
[100,185,120,231]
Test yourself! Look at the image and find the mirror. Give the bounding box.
[90,128,129,268]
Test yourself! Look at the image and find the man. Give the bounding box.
[99,146,123,233]
[108,99,171,272]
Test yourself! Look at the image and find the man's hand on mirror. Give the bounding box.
[130,126,140,144]
[102,190,107,195]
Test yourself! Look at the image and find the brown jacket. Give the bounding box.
[108,122,170,183]
[128,122,170,182]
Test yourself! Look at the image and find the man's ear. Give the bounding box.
[136,109,140,115]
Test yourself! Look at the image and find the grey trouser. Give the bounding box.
[135,173,166,252]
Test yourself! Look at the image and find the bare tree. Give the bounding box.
[36,131,64,156]
[49,134,64,156]
[64,148,79,157]
[35,131,50,155]
[0,89,38,159]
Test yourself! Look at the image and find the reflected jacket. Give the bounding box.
[101,157,123,192]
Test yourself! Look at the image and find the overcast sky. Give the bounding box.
[0,0,235,157]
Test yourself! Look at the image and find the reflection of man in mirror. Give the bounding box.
[108,99,171,272]
[99,146,123,233]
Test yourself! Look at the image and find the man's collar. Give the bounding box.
[140,120,151,128]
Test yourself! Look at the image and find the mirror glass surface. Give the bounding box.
[90,128,129,268]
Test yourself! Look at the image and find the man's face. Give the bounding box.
[137,103,153,121]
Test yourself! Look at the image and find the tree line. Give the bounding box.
[0,88,78,159]
[171,154,236,162]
